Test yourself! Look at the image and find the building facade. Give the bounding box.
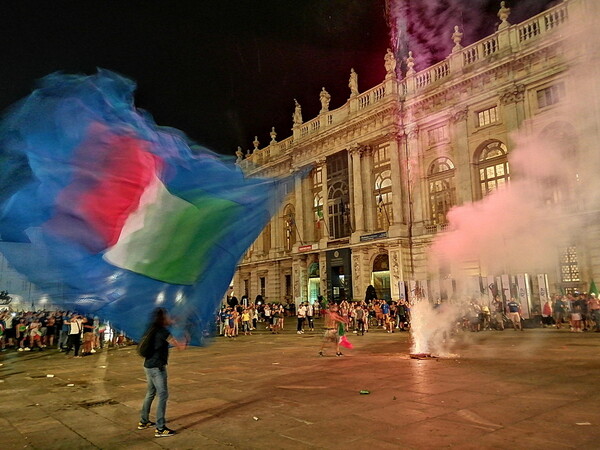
[234,0,600,312]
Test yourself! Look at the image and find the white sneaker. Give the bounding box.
[297,331,301,334]
[90,349,96,353]
[24,347,31,351]
[18,347,24,352]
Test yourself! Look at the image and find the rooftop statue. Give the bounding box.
[349,68,358,97]
[292,99,303,125]
[319,87,331,113]
[384,48,397,76]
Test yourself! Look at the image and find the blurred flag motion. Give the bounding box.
[0,69,297,344]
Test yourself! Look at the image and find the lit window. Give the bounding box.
[374,170,393,230]
[477,106,498,127]
[428,157,456,225]
[560,246,580,283]
[372,144,393,230]
[537,83,565,109]
[477,141,509,197]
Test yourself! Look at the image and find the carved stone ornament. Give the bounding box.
[499,84,526,105]
[451,108,469,123]
[451,26,463,53]
[406,125,419,140]
[354,258,360,281]
[497,1,511,29]
[392,252,400,278]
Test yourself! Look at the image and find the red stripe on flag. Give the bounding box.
[46,123,162,252]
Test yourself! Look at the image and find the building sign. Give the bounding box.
[298,244,317,252]
[359,232,388,242]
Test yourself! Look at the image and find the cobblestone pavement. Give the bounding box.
[1,322,600,449]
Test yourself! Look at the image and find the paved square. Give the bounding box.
[1,325,599,449]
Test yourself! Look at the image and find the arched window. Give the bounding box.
[428,157,456,225]
[283,204,296,252]
[476,140,509,197]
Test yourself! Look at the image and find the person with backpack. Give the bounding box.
[138,307,185,438]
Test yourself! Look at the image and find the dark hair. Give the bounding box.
[149,307,168,329]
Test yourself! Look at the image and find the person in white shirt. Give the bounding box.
[65,315,86,357]
[297,303,307,334]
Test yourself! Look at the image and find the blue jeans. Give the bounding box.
[140,366,169,429]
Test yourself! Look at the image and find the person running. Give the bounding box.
[318,303,348,357]
[138,308,185,438]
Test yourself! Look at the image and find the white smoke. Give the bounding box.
[397,0,600,355]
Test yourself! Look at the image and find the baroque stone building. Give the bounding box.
[234,0,600,313]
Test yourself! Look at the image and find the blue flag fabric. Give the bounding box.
[0,69,295,344]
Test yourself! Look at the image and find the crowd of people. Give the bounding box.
[456,291,600,333]
[0,309,129,356]
[3,290,598,356]
[216,297,413,338]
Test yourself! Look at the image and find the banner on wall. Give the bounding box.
[537,274,549,303]
[516,273,532,319]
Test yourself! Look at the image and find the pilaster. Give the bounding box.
[350,144,366,240]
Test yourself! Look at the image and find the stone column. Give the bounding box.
[319,251,328,300]
[389,245,404,299]
[451,109,472,204]
[294,172,305,245]
[271,211,282,254]
[499,84,526,151]
[404,125,424,231]
[363,147,376,232]
[350,144,366,238]
[387,135,405,230]
[318,158,330,243]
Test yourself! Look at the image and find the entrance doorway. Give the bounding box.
[372,253,391,301]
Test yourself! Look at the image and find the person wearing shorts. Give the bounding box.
[318,304,348,357]
[506,298,523,331]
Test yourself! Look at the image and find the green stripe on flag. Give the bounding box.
[106,183,240,285]
[589,280,599,296]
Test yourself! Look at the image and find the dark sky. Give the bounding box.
[0,0,553,156]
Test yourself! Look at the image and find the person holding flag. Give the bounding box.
[318,303,350,357]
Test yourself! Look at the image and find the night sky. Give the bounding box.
[0,0,553,156]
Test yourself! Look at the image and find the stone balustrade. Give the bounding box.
[241,0,572,169]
